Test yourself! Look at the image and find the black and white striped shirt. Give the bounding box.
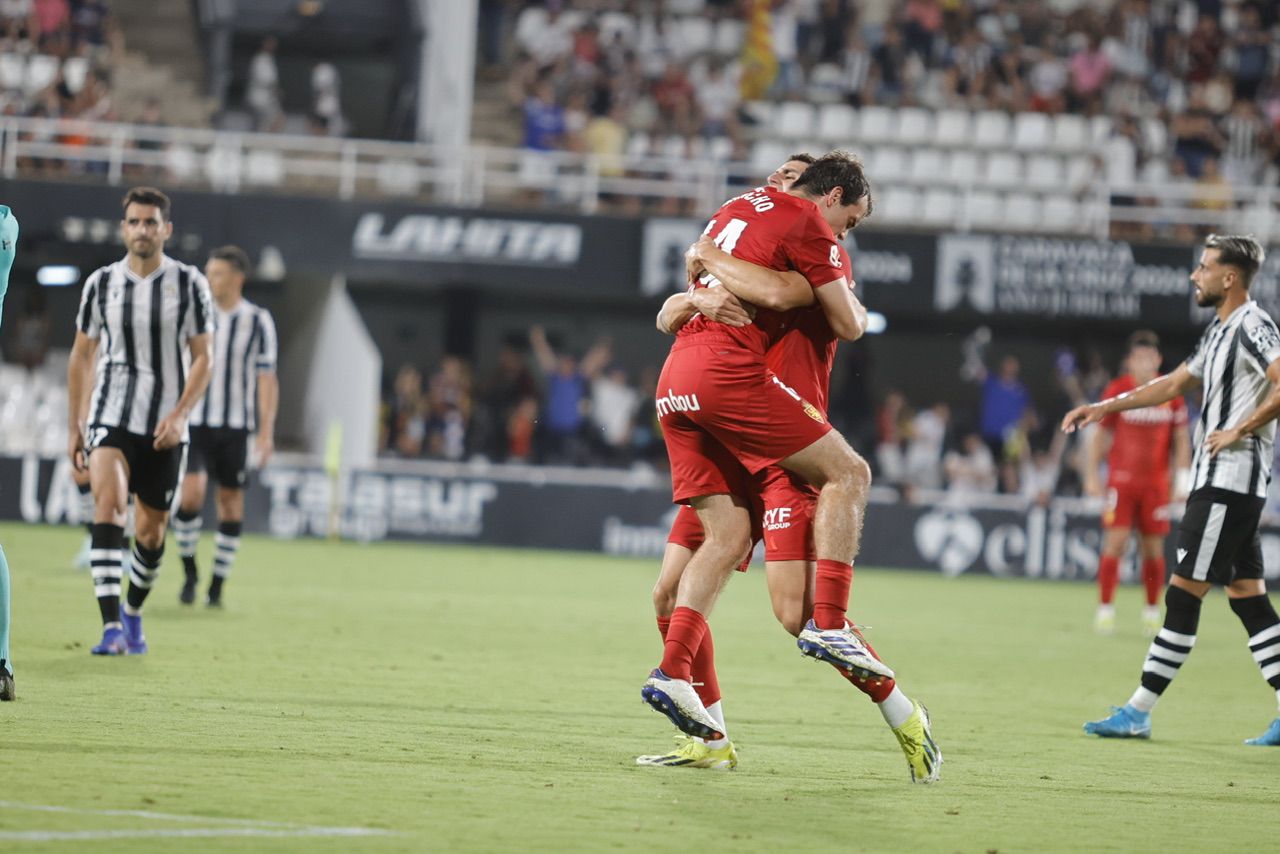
[76,254,214,439]
[189,298,278,432]
[1186,300,1280,498]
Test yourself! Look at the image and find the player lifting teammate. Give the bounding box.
[1064,235,1280,745]
[1085,331,1190,636]
[171,245,278,608]
[640,151,924,759]
[66,187,215,655]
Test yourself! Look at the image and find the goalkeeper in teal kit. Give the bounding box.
[0,205,16,701]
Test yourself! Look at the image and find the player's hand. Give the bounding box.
[684,235,718,285]
[68,425,87,473]
[153,411,185,450]
[690,287,754,327]
[1061,403,1104,433]
[254,432,274,468]
[1205,426,1244,457]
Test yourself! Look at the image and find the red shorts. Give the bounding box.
[666,466,816,565]
[658,336,832,504]
[1104,481,1171,536]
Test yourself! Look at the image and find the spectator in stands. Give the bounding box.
[1186,13,1223,85]
[1194,156,1232,212]
[875,389,908,487]
[311,61,347,137]
[31,0,67,53]
[944,433,997,497]
[70,0,115,58]
[385,364,426,458]
[247,36,283,132]
[424,356,473,461]
[904,402,949,493]
[477,335,537,461]
[519,77,565,194]
[590,361,640,466]
[693,57,739,141]
[528,325,608,466]
[976,354,1030,465]
[1067,31,1111,112]
[1020,443,1062,508]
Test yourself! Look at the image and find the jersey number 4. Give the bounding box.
[696,218,749,289]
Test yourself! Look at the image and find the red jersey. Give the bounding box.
[765,245,852,412]
[1100,375,1187,487]
[678,187,845,356]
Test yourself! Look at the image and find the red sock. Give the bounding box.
[836,632,895,702]
[690,625,721,707]
[656,615,671,640]
[1097,555,1119,605]
[1142,558,1165,606]
[659,606,708,682]
[813,560,853,629]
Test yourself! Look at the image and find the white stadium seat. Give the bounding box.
[677,17,713,56]
[871,146,909,182]
[1141,116,1168,156]
[625,132,652,159]
[1003,193,1040,231]
[972,110,1011,148]
[878,185,921,223]
[1042,195,1081,233]
[0,53,23,91]
[920,188,959,226]
[1051,114,1089,153]
[741,100,775,128]
[749,139,790,176]
[1065,155,1095,191]
[659,134,688,159]
[62,56,88,94]
[982,151,1023,188]
[377,159,420,196]
[1012,112,1051,151]
[1089,115,1113,146]
[164,145,199,181]
[947,150,981,186]
[705,135,734,162]
[965,190,1002,229]
[856,105,895,144]
[773,101,815,139]
[244,149,285,186]
[910,148,947,184]
[1025,153,1064,189]
[816,103,858,143]
[24,53,59,96]
[897,107,932,145]
[934,109,972,147]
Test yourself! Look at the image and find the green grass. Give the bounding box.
[1,522,1278,853]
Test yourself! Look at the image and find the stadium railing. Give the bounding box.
[1,116,1276,240]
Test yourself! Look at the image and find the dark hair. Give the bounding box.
[1205,234,1265,288]
[787,152,816,165]
[790,149,873,216]
[208,245,251,276]
[122,186,171,221]
[1127,329,1159,351]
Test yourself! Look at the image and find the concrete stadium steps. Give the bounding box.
[107,0,215,126]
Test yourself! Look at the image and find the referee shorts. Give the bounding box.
[86,424,186,511]
[1173,486,1266,586]
[186,426,249,490]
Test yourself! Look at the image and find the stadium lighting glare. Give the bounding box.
[865,311,887,334]
[36,265,79,286]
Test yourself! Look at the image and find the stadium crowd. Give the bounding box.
[499,0,1280,222]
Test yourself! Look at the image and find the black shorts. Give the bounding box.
[86,424,186,511]
[1173,487,1266,586]
[187,426,249,490]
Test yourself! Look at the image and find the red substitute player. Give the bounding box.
[636,156,941,783]
[639,152,901,756]
[1085,330,1191,636]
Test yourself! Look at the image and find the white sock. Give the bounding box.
[1097,604,1115,617]
[698,700,728,748]
[1128,686,1158,713]
[122,604,140,617]
[877,687,915,729]
[1273,689,1280,712]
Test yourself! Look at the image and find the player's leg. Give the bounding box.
[1094,520,1130,635]
[642,492,751,740]
[173,431,208,605]
[1139,534,1167,636]
[72,465,94,570]
[0,543,12,700]
[87,442,131,655]
[1220,533,1280,745]
[206,486,244,607]
[119,442,183,654]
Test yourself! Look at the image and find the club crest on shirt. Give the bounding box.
[803,401,825,424]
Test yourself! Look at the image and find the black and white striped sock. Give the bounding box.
[77,481,94,534]
[212,521,242,580]
[1230,594,1280,710]
[171,508,201,559]
[1130,585,1202,712]
[89,523,125,626]
[124,541,164,614]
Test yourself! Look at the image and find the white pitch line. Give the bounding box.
[0,801,394,839]
[0,828,392,842]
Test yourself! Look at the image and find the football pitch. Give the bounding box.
[1,522,1277,853]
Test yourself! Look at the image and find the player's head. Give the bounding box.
[766,152,814,191]
[788,149,873,235]
[1126,329,1161,381]
[206,245,250,303]
[1193,234,1265,307]
[120,186,172,260]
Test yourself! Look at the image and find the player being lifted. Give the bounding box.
[1085,331,1190,636]
[640,151,922,757]
[67,187,215,655]
[1064,235,1280,745]
[637,155,940,782]
[171,245,278,608]
[0,203,18,700]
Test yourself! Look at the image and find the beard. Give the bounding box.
[1195,288,1221,307]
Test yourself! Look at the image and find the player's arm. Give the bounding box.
[1171,423,1191,498]
[656,289,753,334]
[811,278,867,341]
[1083,424,1111,497]
[256,370,278,466]
[687,235,814,311]
[1061,364,1200,433]
[528,325,556,374]
[153,332,212,450]
[1206,358,1280,456]
[66,330,97,471]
